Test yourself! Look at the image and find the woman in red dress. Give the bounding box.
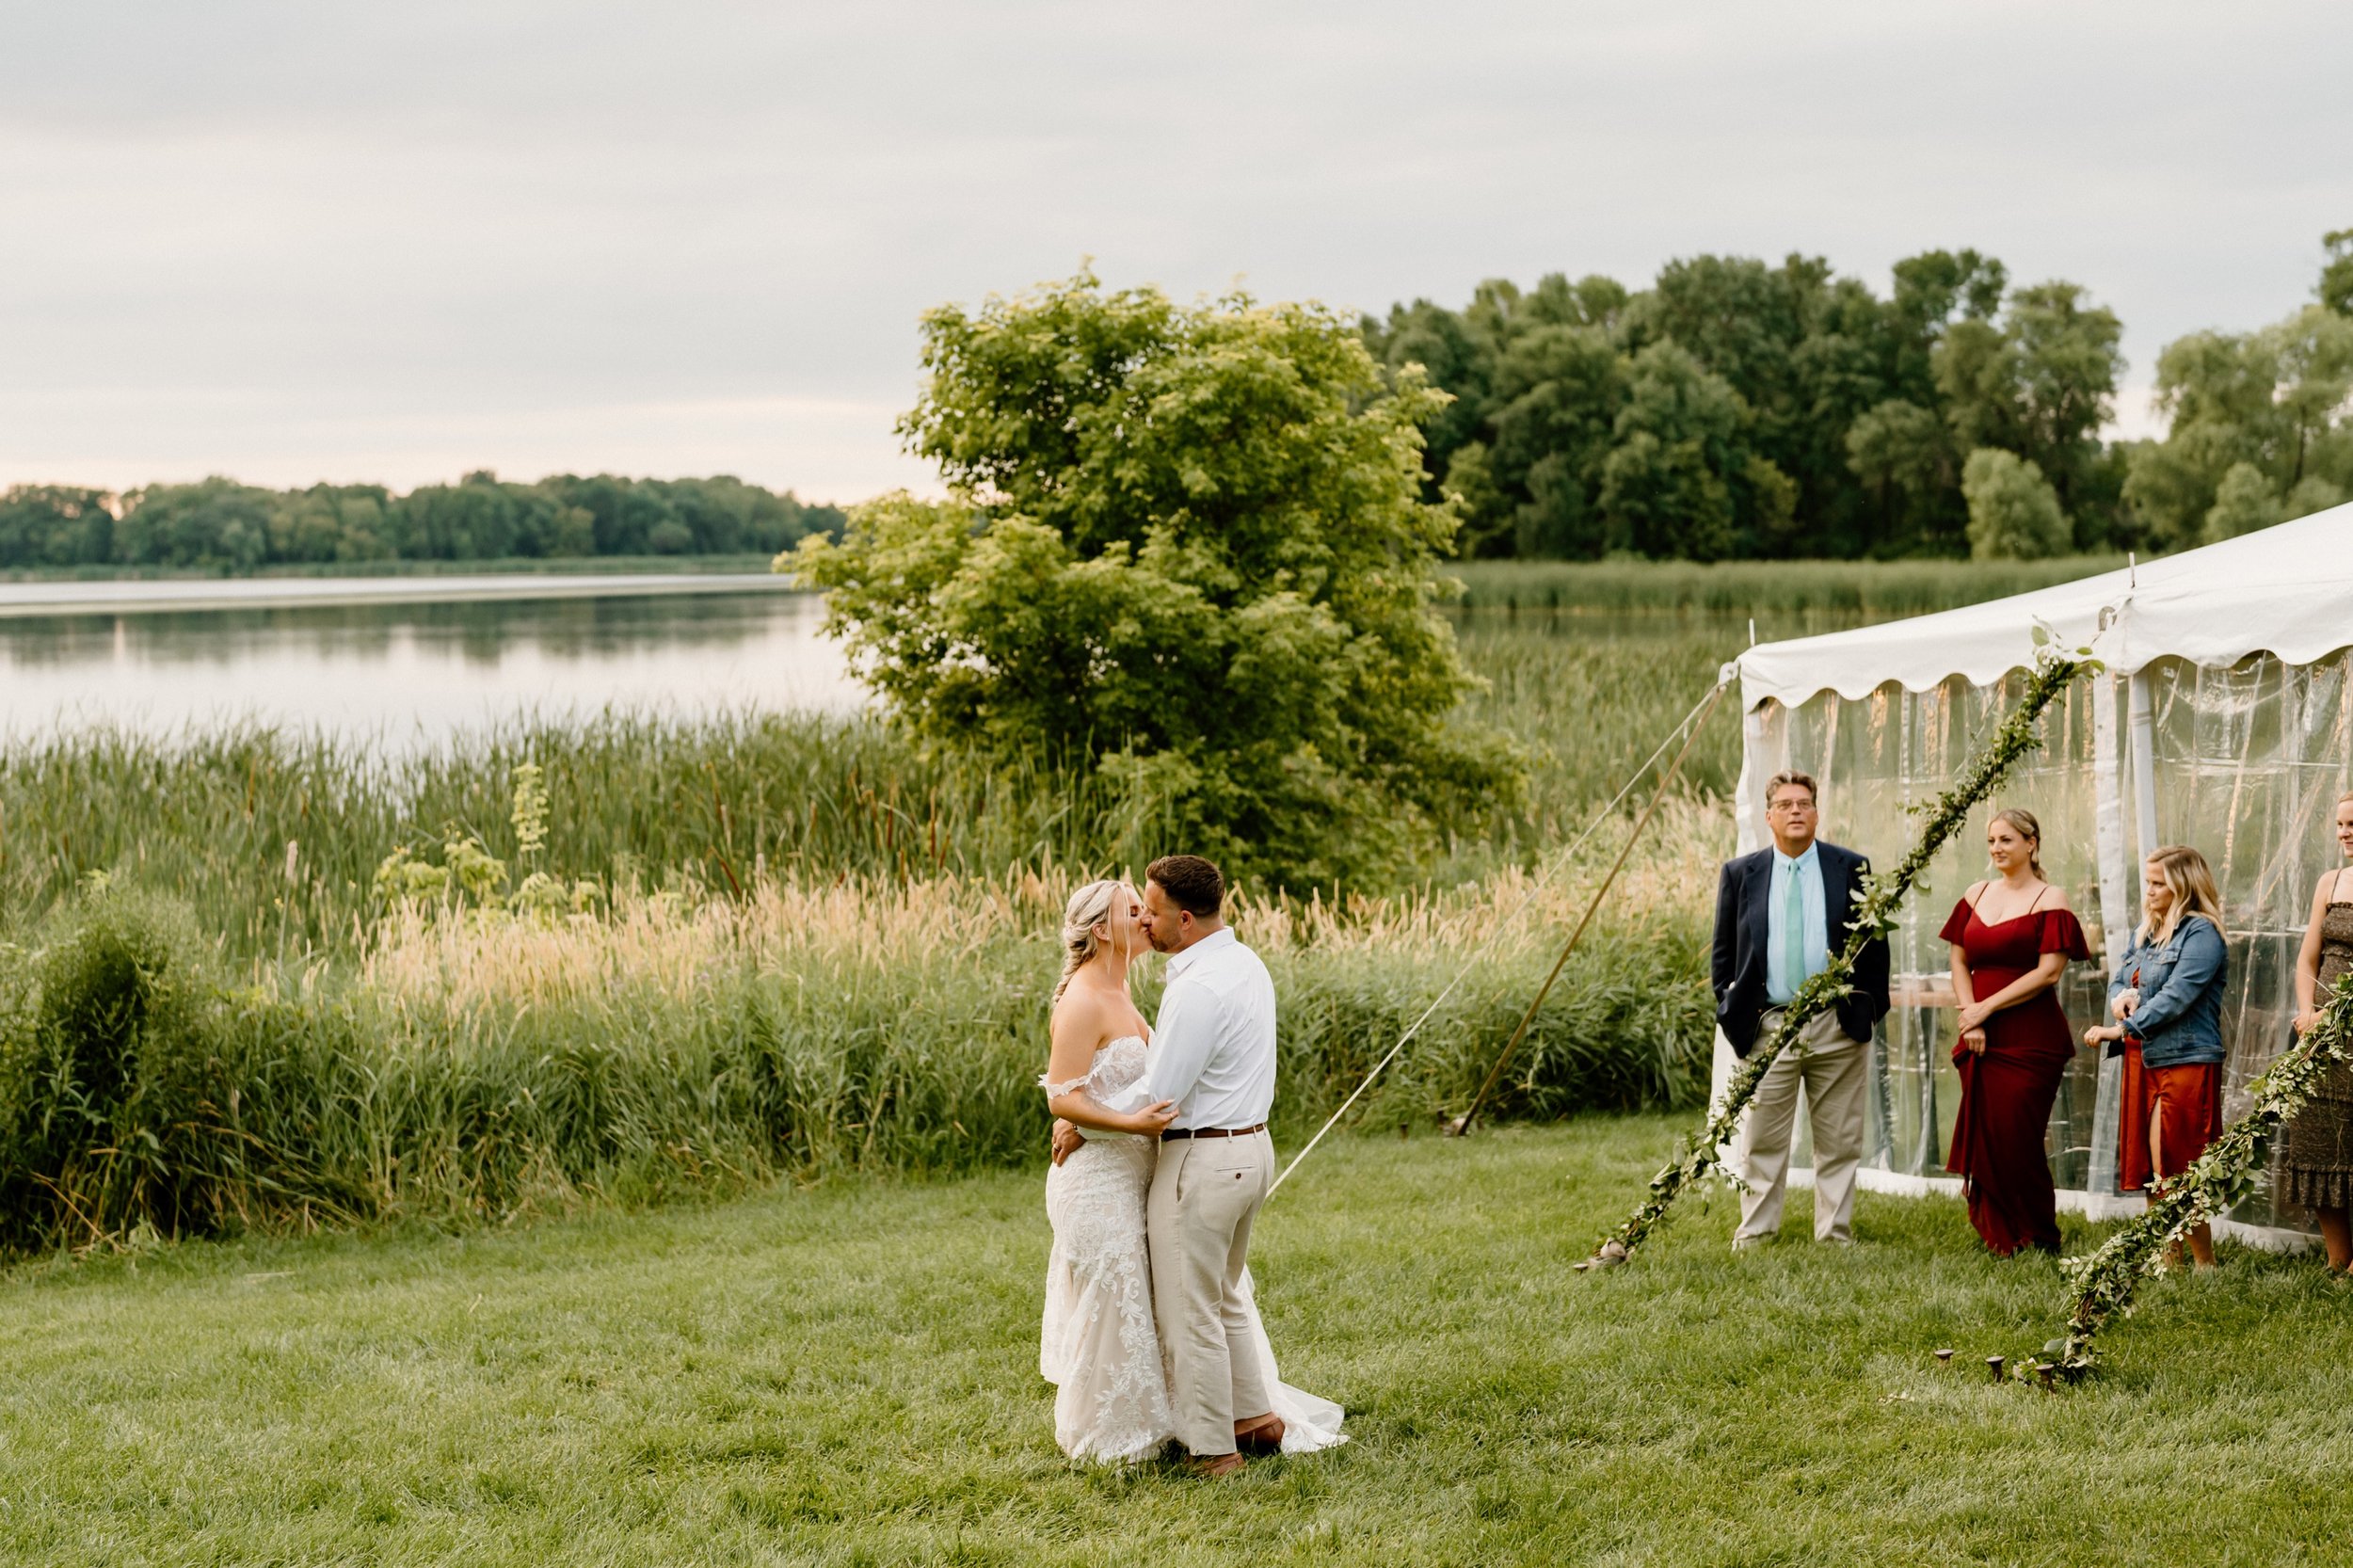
[1941,808,2091,1256]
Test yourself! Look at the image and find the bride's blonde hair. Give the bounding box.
[1053,879,1131,1005]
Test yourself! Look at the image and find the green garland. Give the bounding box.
[2055,983,2353,1374]
[1588,643,2096,1266]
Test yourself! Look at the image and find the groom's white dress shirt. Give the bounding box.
[1145,928,1277,1131]
[1097,927,1277,1133]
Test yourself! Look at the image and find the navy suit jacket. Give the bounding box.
[1710,840,1891,1056]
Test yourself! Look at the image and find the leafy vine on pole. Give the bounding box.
[2055,984,2353,1375]
[1587,641,2097,1267]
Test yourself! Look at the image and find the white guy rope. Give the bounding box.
[1266,667,1735,1197]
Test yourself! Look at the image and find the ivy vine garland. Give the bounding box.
[2055,983,2353,1375]
[1588,643,2097,1267]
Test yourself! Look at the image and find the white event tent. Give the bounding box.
[1719,503,2353,1240]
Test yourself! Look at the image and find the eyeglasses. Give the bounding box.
[1766,799,1817,814]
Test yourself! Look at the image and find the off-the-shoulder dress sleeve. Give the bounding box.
[1937,900,1974,947]
[2039,909,2091,962]
[1038,1066,1093,1097]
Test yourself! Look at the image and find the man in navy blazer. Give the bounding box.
[1712,769,1891,1246]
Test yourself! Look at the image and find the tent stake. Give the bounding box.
[1449,677,1731,1138]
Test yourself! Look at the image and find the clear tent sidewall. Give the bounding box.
[1716,515,2353,1244]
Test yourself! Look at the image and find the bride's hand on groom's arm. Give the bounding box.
[1122,1099,1179,1136]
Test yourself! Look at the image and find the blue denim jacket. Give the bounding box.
[2107,916,2228,1068]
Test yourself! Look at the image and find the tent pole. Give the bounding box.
[2086,672,2132,1201]
[2128,671,2159,859]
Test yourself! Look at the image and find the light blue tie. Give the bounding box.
[1778,860,1806,994]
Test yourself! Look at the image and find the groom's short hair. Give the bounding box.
[1146,855,1225,918]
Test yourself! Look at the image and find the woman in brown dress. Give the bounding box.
[1942,808,2090,1256]
[2281,790,2353,1271]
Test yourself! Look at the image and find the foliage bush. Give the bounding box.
[1962,447,2071,560]
[0,891,242,1246]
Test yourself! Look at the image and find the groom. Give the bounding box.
[1054,854,1282,1477]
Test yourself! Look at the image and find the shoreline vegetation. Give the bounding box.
[8,550,2124,607]
[0,552,783,586]
[0,558,2067,1257]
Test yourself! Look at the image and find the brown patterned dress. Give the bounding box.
[2280,894,2353,1210]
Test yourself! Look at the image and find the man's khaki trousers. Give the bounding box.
[1147,1130,1275,1457]
[1732,1008,1868,1243]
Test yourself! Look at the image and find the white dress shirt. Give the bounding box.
[1095,927,1278,1134]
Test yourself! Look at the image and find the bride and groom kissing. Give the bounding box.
[1039,855,1345,1474]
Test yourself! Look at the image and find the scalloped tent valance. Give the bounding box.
[1733,501,2353,711]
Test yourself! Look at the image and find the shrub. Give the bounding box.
[0,892,238,1247]
[1962,447,2071,560]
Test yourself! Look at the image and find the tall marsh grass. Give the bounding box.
[0,807,1726,1252]
[1449,555,2124,616]
[1,616,1752,947]
[0,579,1839,1253]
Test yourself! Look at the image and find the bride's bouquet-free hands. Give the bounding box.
[1048,1101,1178,1165]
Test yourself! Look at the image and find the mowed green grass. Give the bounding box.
[5,1117,2347,1566]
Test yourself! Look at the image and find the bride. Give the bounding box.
[1037,877,1345,1464]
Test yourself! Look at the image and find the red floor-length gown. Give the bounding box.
[1941,894,2090,1256]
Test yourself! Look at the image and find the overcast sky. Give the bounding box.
[4,1,2348,503]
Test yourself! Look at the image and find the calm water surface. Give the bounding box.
[0,578,862,748]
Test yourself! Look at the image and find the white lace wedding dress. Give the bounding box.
[1039,1034,1346,1464]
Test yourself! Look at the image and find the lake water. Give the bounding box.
[0,575,863,746]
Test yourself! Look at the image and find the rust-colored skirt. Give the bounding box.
[2117,1046,2222,1196]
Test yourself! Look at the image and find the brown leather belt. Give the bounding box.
[1160,1123,1266,1142]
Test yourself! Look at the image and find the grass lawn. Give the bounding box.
[3,1117,2347,1566]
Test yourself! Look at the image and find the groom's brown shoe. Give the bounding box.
[1234,1416,1285,1455]
[1183,1452,1247,1479]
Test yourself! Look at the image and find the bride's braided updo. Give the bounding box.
[1053,879,1128,1005]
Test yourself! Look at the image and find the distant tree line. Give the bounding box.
[0,472,845,572]
[1365,230,2353,561]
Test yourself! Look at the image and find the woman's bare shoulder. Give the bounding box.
[1050,984,1113,1042]
[2041,883,2072,911]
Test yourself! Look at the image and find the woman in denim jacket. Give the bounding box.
[2085,846,2229,1269]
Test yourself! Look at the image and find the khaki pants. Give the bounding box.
[1733,1008,1868,1243]
[1147,1130,1275,1456]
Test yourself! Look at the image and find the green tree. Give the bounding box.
[2322,227,2353,317]
[2123,296,2353,549]
[1596,342,1752,559]
[0,486,115,568]
[789,272,1523,886]
[2202,460,2284,543]
[1845,398,1959,553]
[1961,447,2069,560]
[1486,323,1624,558]
[1936,281,2123,543]
[1366,246,2063,561]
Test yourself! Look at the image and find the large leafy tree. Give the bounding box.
[1365,246,2128,560]
[1934,280,2124,540]
[2122,303,2353,548]
[789,272,1523,886]
[2121,236,2353,551]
